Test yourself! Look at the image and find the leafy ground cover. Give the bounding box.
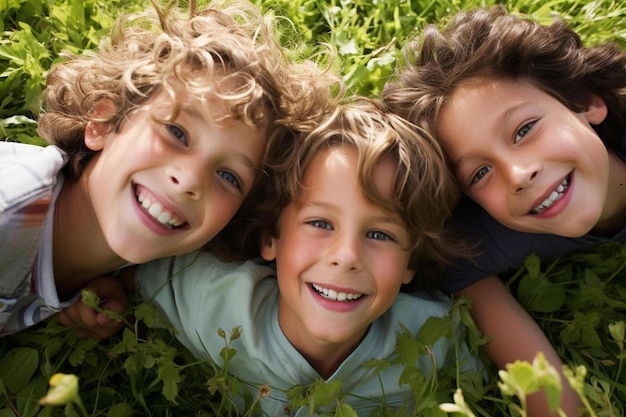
[1,0,626,415]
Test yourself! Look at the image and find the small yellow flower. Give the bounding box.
[39,373,80,406]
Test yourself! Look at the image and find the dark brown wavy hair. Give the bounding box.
[383,5,626,154]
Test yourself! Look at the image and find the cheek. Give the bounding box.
[275,237,317,274]
[278,236,310,262]
[376,254,411,285]
[275,255,304,293]
[471,178,508,210]
[204,198,242,233]
[476,196,509,221]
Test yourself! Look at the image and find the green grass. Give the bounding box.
[1,0,626,416]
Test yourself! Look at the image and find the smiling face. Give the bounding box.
[261,145,414,357]
[82,89,266,263]
[438,77,613,237]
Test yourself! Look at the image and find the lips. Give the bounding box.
[530,175,570,214]
[136,188,186,229]
[311,283,363,301]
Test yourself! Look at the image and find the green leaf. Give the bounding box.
[395,327,426,363]
[398,366,426,390]
[559,322,580,344]
[0,347,39,392]
[107,403,133,417]
[518,273,565,312]
[134,302,166,328]
[335,402,357,417]
[523,254,542,278]
[311,380,343,407]
[16,375,47,417]
[219,347,237,363]
[81,289,101,310]
[416,315,453,345]
[156,361,182,402]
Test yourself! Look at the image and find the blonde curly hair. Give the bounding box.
[37,0,341,179]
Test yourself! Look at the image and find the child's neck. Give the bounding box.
[298,341,354,380]
[52,177,126,298]
[591,151,626,236]
[278,308,367,379]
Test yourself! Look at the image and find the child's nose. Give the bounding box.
[327,232,362,272]
[505,161,540,194]
[167,161,205,199]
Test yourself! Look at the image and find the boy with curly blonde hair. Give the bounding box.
[0,0,339,337]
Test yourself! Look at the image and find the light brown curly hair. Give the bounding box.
[226,97,468,290]
[37,0,341,179]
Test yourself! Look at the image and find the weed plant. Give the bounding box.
[1,0,626,415]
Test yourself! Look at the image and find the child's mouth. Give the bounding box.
[311,283,363,302]
[530,175,570,215]
[136,189,186,229]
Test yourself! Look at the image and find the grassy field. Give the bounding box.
[1,0,626,415]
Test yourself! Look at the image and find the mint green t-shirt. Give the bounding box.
[137,250,480,416]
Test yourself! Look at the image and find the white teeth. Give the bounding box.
[148,203,163,218]
[531,177,569,214]
[311,283,363,302]
[157,211,172,224]
[137,191,184,228]
[541,191,559,207]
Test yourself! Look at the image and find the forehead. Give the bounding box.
[303,146,355,185]
[440,77,551,130]
[445,76,551,107]
[301,145,398,202]
[142,88,242,126]
[147,71,270,122]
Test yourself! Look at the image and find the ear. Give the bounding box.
[583,94,608,125]
[260,233,277,262]
[401,269,415,285]
[84,121,108,151]
[84,99,116,151]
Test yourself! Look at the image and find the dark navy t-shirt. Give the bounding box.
[441,197,626,294]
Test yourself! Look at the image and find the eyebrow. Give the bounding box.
[237,155,259,174]
[501,102,527,124]
[301,200,335,210]
[179,105,216,127]
[181,106,261,173]
[303,200,405,225]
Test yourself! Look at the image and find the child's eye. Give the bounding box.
[366,230,393,241]
[218,170,242,191]
[470,166,491,185]
[514,121,536,143]
[168,124,188,146]
[308,220,332,230]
